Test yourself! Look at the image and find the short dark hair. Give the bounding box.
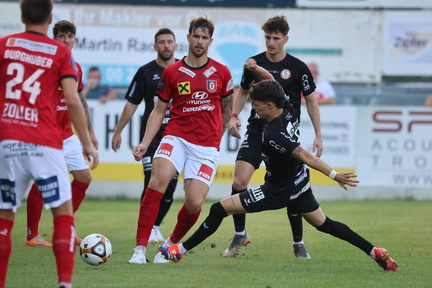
[20,0,53,25]
[53,20,76,38]
[154,28,175,43]
[189,17,214,37]
[249,80,285,109]
[261,16,289,36]
[88,66,100,73]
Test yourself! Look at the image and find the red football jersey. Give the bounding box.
[57,61,84,139]
[157,58,233,149]
[0,31,78,149]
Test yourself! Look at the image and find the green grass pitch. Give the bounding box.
[7,199,432,288]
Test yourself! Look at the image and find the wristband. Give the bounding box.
[329,170,337,180]
[231,113,238,119]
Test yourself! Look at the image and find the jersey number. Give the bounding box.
[6,63,44,104]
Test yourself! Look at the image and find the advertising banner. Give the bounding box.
[86,99,248,165]
[0,2,24,38]
[297,0,432,9]
[357,107,432,188]
[0,3,382,85]
[65,5,382,84]
[382,11,432,76]
[299,105,357,168]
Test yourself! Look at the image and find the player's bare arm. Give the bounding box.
[304,92,323,157]
[63,78,99,169]
[222,93,233,132]
[244,58,274,81]
[112,101,139,152]
[229,86,249,138]
[291,145,358,190]
[132,99,168,161]
[78,90,98,149]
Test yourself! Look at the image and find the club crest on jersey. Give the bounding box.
[197,164,213,181]
[203,66,217,78]
[157,143,174,157]
[177,82,191,95]
[179,66,196,77]
[280,69,291,80]
[207,80,217,93]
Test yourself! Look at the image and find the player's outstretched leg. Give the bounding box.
[315,216,398,271]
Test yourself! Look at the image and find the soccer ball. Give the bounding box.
[79,233,112,266]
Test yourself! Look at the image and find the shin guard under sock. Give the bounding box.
[136,188,163,246]
[183,202,228,251]
[170,204,201,244]
[71,180,89,213]
[52,215,75,285]
[316,217,374,255]
[231,187,247,232]
[287,209,303,243]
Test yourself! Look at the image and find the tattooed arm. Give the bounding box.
[291,145,358,190]
[78,91,99,149]
[222,93,233,133]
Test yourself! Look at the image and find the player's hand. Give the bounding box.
[244,58,258,71]
[334,172,359,191]
[90,130,99,150]
[312,137,323,158]
[229,117,242,138]
[111,132,121,152]
[132,144,147,161]
[83,144,99,170]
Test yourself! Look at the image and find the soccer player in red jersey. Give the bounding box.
[129,17,234,264]
[0,1,98,288]
[111,29,179,253]
[25,20,98,247]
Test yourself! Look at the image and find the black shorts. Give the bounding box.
[141,136,162,171]
[235,129,262,169]
[239,182,319,214]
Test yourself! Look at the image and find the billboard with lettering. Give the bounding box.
[382,11,432,76]
[357,107,432,187]
[0,3,384,84]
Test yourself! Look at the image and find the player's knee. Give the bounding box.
[184,201,203,214]
[316,216,334,234]
[73,170,92,183]
[232,179,248,191]
[209,202,228,219]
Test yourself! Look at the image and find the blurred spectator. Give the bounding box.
[82,66,118,103]
[303,62,336,105]
[425,93,432,106]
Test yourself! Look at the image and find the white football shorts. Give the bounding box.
[63,134,88,172]
[154,135,219,187]
[0,140,71,212]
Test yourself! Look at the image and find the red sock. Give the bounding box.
[0,218,14,288]
[71,180,89,213]
[52,215,75,285]
[170,204,201,244]
[136,188,163,246]
[26,184,44,240]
